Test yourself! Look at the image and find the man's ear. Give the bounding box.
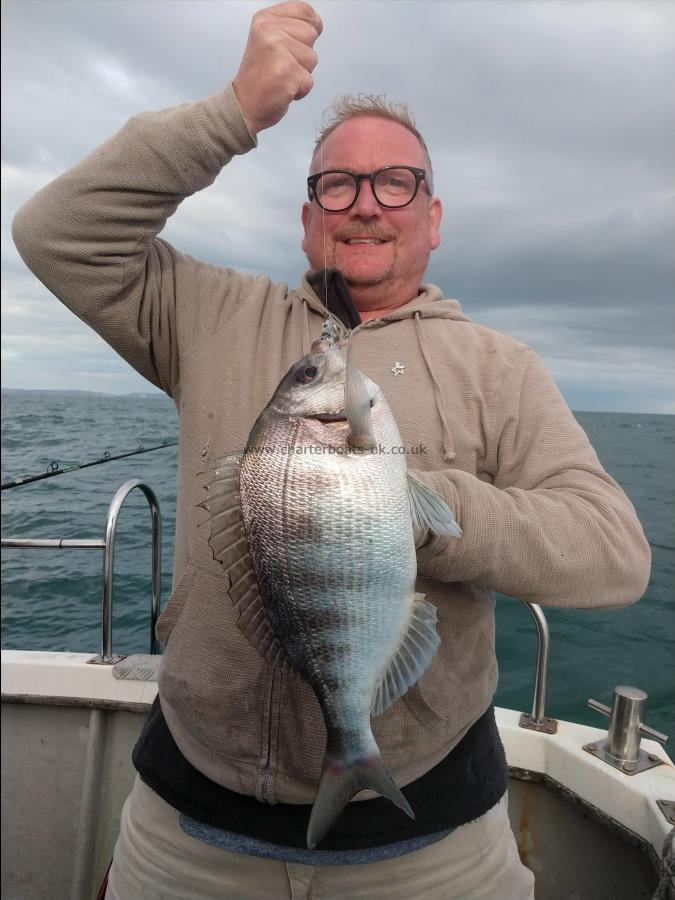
[429,197,442,251]
[301,201,311,251]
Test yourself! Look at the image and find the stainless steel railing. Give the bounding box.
[514,601,670,776]
[1,479,161,664]
[518,601,557,733]
[0,483,552,724]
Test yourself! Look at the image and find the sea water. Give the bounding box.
[1,390,673,738]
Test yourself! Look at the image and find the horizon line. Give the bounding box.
[1,386,673,417]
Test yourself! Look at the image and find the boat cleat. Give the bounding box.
[584,685,669,775]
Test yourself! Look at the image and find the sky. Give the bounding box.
[1,0,673,413]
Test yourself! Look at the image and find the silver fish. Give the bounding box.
[202,326,461,848]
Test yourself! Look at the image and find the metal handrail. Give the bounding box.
[1,479,162,664]
[1,538,106,549]
[518,601,557,733]
[3,497,548,700]
[96,480,162,664]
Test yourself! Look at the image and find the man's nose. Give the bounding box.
[349,178,382,217]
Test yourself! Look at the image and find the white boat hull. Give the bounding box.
[2,650,673,899]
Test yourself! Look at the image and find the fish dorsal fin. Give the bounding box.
[371,593,440,716]
[201,454,294,673]
[407,471,462,537]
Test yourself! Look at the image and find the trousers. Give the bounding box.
[105,776,536,899]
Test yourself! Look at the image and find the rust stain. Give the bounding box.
[516,791,534,868]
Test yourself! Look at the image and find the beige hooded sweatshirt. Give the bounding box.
[11,84,651,804]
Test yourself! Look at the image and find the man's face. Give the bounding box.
[301,116,442,315]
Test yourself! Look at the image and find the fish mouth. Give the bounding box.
[309,411,348,423]
[308,399,374,423]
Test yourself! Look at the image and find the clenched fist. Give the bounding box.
[233,1,323,135]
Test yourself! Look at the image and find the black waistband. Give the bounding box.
[133,698,508,851]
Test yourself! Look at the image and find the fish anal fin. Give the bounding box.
[370,593,440,716]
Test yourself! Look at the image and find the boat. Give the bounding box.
[2,480,674,899]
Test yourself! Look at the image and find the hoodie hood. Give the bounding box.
[299,273,471,326]
[359,282,471,327]
[299,274,469,462]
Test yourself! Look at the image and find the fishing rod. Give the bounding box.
[1,440,178,491]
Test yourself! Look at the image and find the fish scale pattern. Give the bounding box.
[240,384,416,763]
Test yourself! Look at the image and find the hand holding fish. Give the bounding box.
[233,1,322,135]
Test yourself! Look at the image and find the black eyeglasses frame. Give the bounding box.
[306,166,429,212]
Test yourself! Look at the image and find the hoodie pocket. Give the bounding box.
[401,627,497,739]
[401,680,453,738]
[158,564,271,768]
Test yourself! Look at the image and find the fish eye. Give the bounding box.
[296,364,318,384]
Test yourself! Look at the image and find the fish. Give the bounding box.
[201,322,461,849]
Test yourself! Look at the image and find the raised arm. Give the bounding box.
[414,347,651,608]
[11,1,322,396]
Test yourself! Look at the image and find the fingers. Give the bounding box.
[284,34,319,74]
[250,11,320,64]
[276,18,321,53]
[253,19,319,74]
[265,0,323,36]
[294,70,315,102]
[233,1,323,134]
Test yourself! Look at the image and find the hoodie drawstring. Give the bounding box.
[301,299,312,355]
[414,312,456,462]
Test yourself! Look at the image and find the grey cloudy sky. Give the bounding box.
[2,0,673,412]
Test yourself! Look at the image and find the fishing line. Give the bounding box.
[317,128,352,342]
[319,127,328,311]
[1,440,178,491]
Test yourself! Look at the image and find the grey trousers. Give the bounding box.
[106,776,536,899]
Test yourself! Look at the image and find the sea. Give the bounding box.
[1,389,673,739]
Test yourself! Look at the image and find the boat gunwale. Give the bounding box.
[3,647,673,861]
[1,685,666,872]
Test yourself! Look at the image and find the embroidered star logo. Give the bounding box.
[392,361,405,376]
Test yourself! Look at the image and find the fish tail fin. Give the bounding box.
[307,755,414,849]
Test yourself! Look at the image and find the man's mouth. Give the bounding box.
[343,238,387,245]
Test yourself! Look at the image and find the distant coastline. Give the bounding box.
[1,387,165,399]
[2,387,672,417]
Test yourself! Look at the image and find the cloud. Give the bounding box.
[468,301,674,413]
[2,0,673,411]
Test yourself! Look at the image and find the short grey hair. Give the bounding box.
[312,94,434,194]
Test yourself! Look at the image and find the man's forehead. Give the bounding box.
[311,116,427,173]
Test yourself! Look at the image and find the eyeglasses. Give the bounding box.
[307,166,429,212]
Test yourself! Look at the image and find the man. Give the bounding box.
[12,3,650,898]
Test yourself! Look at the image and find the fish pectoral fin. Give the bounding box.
[201,453,295,674]
[407,471,462,537]
[371,593,441,717]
